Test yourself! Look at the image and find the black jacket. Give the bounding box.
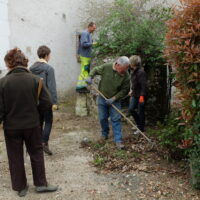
[131,67,147,97]
[0,67,52,130]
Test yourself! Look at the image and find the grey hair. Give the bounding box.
[129,55,141,67]
[116,56,130,67]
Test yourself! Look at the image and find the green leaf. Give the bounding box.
[192,100,197,108]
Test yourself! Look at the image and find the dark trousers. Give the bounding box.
[4,126,47,191]
[40,108,53,143]
[129,96,145,132]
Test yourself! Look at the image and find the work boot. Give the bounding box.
[99,135,108,143]
[116,142,125,150]
[42,143,53,155]
[18,184,28,197]
[35,185,58,193]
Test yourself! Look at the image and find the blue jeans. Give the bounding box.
[40,108,53,143]
[129,96,145,132]
[98,96,122,143]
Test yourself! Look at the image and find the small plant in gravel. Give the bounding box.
[93,154,105,167]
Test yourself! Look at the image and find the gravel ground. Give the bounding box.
[0,104,199,200]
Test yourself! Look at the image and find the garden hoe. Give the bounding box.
[90,84,156,149]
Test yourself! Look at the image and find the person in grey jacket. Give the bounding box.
[30,45,58,155]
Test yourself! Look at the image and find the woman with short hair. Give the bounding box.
[0,48,58,197]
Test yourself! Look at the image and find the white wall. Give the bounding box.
[0,0,179,99]
[8,0,90,98]
[0,0,10,72]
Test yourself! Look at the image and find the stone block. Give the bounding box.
[75,93,88,116]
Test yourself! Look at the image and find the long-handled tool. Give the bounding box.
[90,84,152,143]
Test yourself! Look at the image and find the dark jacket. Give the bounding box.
[77,30,93,58]
[30,62,57,104]
[0,67,52,130]
[131,67,147,97]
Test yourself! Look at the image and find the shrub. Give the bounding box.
[94,0,171,65]
[164,0,200,145]
[149,111,184,159]
[92,0,172,121]
[164,0,200,187]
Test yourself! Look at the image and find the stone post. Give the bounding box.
[75,93,88,116]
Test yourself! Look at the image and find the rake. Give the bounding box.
[90,84,155,147]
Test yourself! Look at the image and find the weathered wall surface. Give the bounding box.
[0,0,179,100]
[7,0,92,99]
[0,0,10,73]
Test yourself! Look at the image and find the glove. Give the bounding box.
[128,90,133,96]
[139,96,144,103]
[52,104,58,111]
[85,77,92,85]
[106,98,115,105]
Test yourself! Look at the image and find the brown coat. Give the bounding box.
[0,66,52,130]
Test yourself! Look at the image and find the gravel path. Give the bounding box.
[0,106,200,200]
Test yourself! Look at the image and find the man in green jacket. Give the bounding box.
[86,56,130,149]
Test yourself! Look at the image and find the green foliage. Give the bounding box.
[91,0,172,122]
[149,109,199,160]
[149,112,183,154]
[115,150,129,160]
[164,3,200,186]
[93,0,171,67]
[93,154,105,167]
[164,0,200,140]
[188,134,200,189]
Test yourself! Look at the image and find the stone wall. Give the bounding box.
[0,0,10,72]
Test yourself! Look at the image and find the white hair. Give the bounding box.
[116,56,130,67]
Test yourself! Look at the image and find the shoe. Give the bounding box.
[101,135,108,140]
[76,87,90,93]
[35,185,58,193]
[18,184,28,197]
[42,143,53,155]
[116,142,125,150]
[99,135,108,143]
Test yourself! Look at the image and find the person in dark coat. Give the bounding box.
[0,48,58,197]
[128,55,147,133]
[30,45,58,155]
